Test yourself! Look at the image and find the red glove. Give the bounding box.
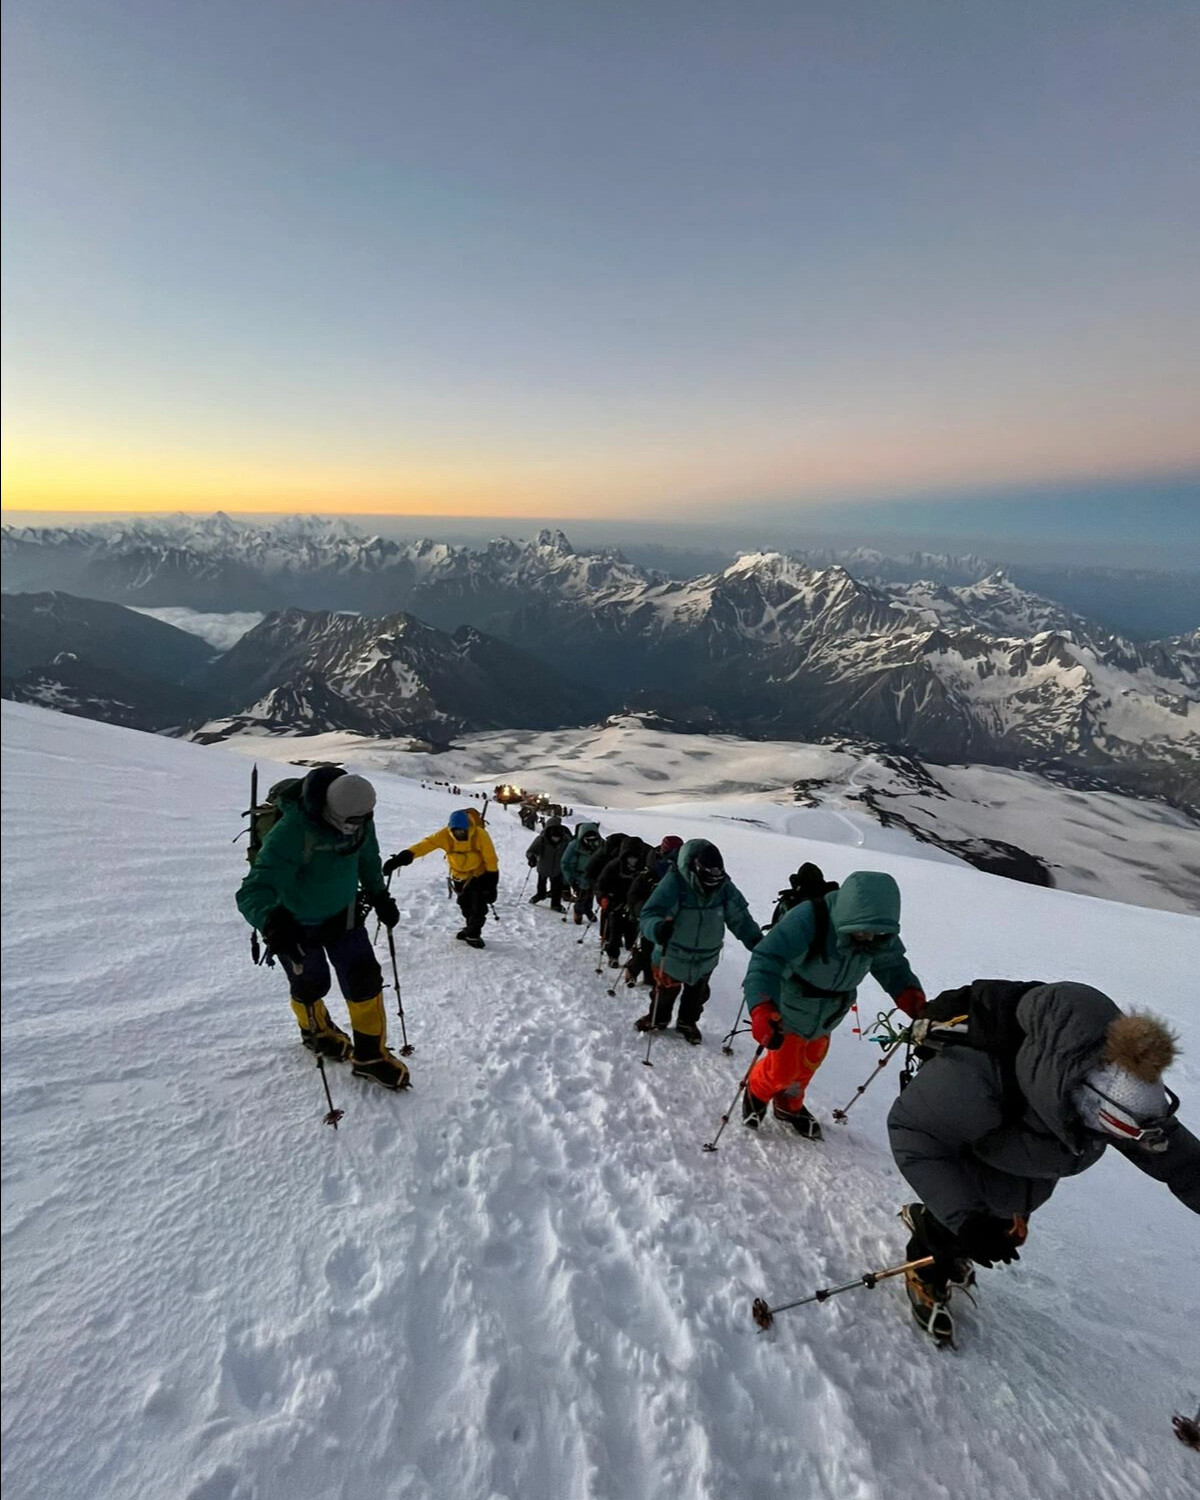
[894,987,927,1020]
[750,1002,785,1050]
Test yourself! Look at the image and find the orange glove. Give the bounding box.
[894,987,927,1019]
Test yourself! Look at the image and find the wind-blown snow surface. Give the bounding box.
[2,701,1197,1500]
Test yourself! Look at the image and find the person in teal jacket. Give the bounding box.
[741,870,925,1138]
[635,839,762,1044]
[237,765,408,1091]
[560,822,604,923]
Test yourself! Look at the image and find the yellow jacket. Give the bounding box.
[408,823,498,883]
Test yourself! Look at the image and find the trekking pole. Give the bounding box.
[701,1045,764,1148]
[290,974,344,1129]
[751,1256,936,1329]
[575,911,596,943]
[641,981,668,1068]
[385,926,415,1056]
[720,998,748,1055]
[515,866,533,906]
[830,1035,906,1123]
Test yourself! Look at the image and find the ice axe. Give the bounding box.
[752,1256,935,1329]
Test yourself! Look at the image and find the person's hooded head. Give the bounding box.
[322,773,376,835]
[686,841,727,892]
[1072,1012,1180,1154]
[447,808,472,843]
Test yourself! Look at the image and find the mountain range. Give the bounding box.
[2,516,1197,806]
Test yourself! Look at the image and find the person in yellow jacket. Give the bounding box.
[385,808,499,948]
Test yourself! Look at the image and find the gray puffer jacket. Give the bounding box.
[888,980,1200,1231]
[527,819,570,879]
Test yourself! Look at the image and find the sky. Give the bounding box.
[2,0,1199,547]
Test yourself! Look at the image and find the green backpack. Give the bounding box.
[244,769,302,866]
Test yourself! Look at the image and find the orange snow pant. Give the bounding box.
[748,1033,831,1115]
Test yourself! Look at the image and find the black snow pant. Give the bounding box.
[903,1203,967,1295]
[649,974,711,1027]
[624,935,654,985]
[604,907,637,964]
[535,872,564,906]
[285,922,382,1005]
[454,878,490,939]
[573,889,595,923]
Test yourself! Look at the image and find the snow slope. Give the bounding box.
[211,716,1200,916]
[2,701,1198,1500]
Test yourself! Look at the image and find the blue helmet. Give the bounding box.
[447,809,471,833]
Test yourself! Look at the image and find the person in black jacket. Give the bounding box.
[584,832,626,944]
[888,980,1199,1344]
[621,836,683,987]
[594,837,651,969]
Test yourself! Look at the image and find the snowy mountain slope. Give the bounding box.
[217,717,1200,916]
[5,519,1195,801]
[193,607,592,742]
[3,701,1197,1500]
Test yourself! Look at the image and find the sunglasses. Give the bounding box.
[848,931,890,949]
[1088,1084,1179,1152]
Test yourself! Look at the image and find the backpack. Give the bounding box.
[908,979,1041,1117]
[245,775,302,865]
[766,861,840,936]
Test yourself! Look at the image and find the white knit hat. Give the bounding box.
[1072,1061,1170,1145]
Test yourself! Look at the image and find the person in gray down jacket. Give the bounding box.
[888,979,1199,1344]
[525,815,570,912]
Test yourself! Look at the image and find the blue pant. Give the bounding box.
[284,923,382,1005]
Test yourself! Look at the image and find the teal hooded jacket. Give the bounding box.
[561,824,603,889]
[638,838,762,984]
[742,871,919,1038]
[237,776,385,932]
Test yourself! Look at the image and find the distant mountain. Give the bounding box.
[3,520,1195,804]
[193,607,592,744]
[0,592,214,731]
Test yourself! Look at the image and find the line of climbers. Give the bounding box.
[237,769,1199,1348]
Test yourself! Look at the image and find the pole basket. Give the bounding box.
[751,1297,774,1330]
[1174,1410,1200,1451]
[324,1106,345,1129]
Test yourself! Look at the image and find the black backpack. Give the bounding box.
[908,979,1041,1116]
[767,861,840,934]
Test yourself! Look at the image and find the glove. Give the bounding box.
[750,1001,785,1050]
[479,870,499,902]
[894,987,927,1020]
[263,907,303,963]
[527,855,537,868]
[656,918,675,946]
[955,1212,1024,1267]
[383,849,414,877]
[373,890,400,929]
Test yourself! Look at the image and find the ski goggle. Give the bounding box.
[847,930,890,950]
[449,827,469,841]
[1084,1083,1179,1152]
[692,862,726,888]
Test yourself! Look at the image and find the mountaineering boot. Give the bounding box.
[462,934,486,949]
[772,1102,823,1140]
[347,994,411,1091]
[742,1088,768,1129]
[291,998,353,1062]
[550,901,566,913]
[675,1022,703,1046]
[529,892,545,904]
[899,1203,975,1290]
[904,1263,955,1347]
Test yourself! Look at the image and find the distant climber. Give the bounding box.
[385,808,498,949]
[560,822,605,923]
[636,840,762,1044]
[526,814,571,912]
